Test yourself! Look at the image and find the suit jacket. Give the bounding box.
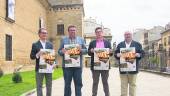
[114,40,145,74]
[30,40,53,72]
[88,39,113,70]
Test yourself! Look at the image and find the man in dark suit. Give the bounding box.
[30,28,53,96]
[114,31,144,96]
[88,27,113,96]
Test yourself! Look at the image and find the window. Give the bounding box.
[168,36,170,45]
[39,17,44,28]
[144,32,148,38]
[6,0,15,22]
[164,37,167,46]
[6,35,12,61]
[57,24,64,35]
[144,39,148,45]
[169,48,170,57]
[144,46,149,50]
[152,43,154,49]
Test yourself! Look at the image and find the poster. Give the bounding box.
[64,44,80,67]
[39,49,55,73]
[120,47,136,72]
[94,48,110,70]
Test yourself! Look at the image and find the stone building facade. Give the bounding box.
[0,0,84,73]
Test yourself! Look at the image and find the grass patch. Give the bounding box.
[0,68,63,96]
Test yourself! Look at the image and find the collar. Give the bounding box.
[125,40,132,45]
[40,39,46,44]
[96,38,104,42]
[69,36,76,40]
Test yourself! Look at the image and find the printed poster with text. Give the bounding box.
[94,48,110,70]
[120,47,136,72]
[64,44,80,67]
[39,49,55,73]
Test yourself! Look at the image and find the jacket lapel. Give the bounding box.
[94,40,97,48]
[123,41,126,48]
[37,41,43,49]
[130,40,135,47]
[123,41,134,48]
[45,42,48,49]
[104,40,107,48]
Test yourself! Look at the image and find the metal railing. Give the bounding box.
[140,51,170,72]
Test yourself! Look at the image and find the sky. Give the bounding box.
[84,0,170,43]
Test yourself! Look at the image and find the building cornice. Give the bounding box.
[52,4,83,11]
[161,29,170,34]
[38,0,52,10]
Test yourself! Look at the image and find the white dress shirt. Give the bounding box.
[36,40,46,58]
[125,41,132,48]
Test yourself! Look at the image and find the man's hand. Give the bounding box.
[36,50,44,58]
[62,48,66,54]
[109,49,113,54]
[77,45,82,53]
[52,64,58,69]
[116,53,121,57]
[136,53,141,57]
[90,48,94,53]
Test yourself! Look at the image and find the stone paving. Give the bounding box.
[29,68,170,96]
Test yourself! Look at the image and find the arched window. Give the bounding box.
[57,24,64,35]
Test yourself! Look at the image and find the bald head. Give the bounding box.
[124,31,132,35]
[124,31,132,43]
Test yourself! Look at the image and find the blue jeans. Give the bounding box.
[63,67,83,96]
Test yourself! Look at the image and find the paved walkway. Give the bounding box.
[29,68,170,96]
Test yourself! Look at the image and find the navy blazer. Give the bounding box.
[88,39,112,70]
[30,40,53,72]
[114,40,145,74]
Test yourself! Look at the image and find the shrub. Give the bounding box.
[149,57,159,64]
[12,72,22,83]
[0,68,3,78]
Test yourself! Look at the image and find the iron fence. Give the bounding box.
[140,51,170,72]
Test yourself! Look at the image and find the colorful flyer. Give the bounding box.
[94,48,110,70]
[64,44,81,67]
[39,49,55,73]
[120,47,136,72]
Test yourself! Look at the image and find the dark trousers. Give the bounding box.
[36,72,52,96]
[63,67,83,96]
[92,70,110,96]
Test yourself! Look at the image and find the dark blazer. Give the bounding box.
[88,39,113,70]
[114,40,145,74]
[30,40,53,72]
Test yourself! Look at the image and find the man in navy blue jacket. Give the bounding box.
[114,31,144,96]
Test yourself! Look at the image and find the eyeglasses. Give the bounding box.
[40,32,48,34]
[95,31,103,33]
[69,30,76,32]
